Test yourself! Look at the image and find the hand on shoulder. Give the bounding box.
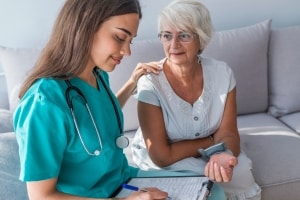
[130,61,162,83]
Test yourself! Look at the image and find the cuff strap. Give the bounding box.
[198,142,227,161]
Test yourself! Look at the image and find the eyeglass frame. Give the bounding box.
[158,31,198,43]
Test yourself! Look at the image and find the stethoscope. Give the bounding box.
[65,69,129,156]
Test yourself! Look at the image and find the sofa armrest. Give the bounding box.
[0,131,28,199]
[0,109,14,133]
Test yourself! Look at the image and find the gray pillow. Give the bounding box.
[268,25,300,117]
[202,19,272,115]
[0,109,13,133]
[0,46,40,111]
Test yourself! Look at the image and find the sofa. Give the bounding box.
[1,19,300,200]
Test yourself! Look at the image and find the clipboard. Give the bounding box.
[113,176,213,200]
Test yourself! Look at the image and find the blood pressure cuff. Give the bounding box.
[198,142,226,162]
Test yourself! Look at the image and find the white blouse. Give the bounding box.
[131,56,236,171]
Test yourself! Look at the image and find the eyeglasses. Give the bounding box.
[158,32,197,43]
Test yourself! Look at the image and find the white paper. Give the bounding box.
[115,176,211,200]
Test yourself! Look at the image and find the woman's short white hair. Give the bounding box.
[158,0,213,52]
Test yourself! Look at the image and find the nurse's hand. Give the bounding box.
[116,61,162,108]
[130,62,162,84]
[125,187,168,200]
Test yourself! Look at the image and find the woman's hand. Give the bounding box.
[129,62,162,85]
[204,152,238,182]
[125,187,168,200]
[116,61,162,108]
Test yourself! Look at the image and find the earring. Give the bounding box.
[198,57,202,64]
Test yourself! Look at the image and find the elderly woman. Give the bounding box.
[131,0,261,199]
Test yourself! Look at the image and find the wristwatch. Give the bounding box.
[198,142,226,161]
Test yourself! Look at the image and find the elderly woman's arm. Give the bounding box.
[212,87,240,156]
[138,102,214,167]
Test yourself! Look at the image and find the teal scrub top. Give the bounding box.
[14,69,138,198]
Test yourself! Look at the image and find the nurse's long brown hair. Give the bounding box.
[19,0,142,98]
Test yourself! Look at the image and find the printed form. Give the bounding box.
[115,176,212,200]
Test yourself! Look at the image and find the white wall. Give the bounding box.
[139,0,300,39]
[0,0,63,48]
[0,0,300,48]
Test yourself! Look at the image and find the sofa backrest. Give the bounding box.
[3,20,299,133]
[0,20,273,132]
[109,40,165,131]
[110,20,272,131]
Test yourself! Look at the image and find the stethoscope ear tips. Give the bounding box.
[116,135,129,149]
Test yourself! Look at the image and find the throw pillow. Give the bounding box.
[268,25,300,117]
[0,46,41,111]
[202,19,272,115]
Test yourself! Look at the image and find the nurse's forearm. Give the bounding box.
[116,78,136,108]
[27,180,123,200]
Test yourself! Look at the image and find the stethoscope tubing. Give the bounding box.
[64,69,127,156]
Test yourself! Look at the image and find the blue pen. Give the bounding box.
[122,183,148,192]
[122,183,140,191]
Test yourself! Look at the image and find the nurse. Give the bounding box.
[13,0,165,200]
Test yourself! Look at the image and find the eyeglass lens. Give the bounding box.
[158,32,195,43]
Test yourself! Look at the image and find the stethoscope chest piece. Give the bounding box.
[116,135,129,149]
[94,150,101,156]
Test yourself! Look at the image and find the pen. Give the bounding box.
[122,183,148,192]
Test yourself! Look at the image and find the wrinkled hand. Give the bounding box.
[126,187,168,200]
[130,62,162,84]
[204,152,238,182]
